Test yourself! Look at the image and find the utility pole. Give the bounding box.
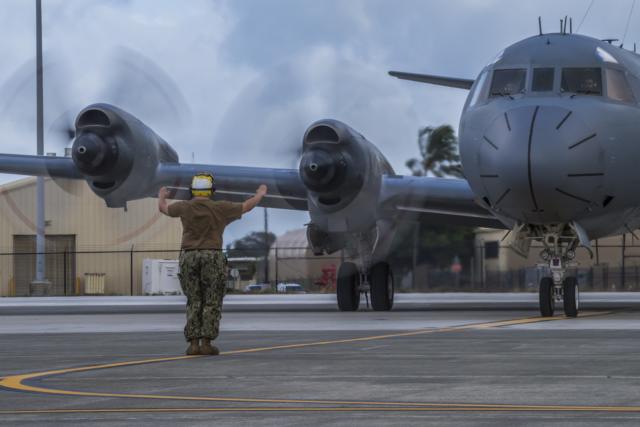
[264,207,269,283]
[30,0,51,296]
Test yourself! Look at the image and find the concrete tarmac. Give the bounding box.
[1,293,640,426]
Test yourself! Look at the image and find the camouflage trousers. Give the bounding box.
[178,250,227,341]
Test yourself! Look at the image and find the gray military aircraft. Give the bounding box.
[1,30,635,317]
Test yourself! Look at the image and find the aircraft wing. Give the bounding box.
[155,163,309,210]
[0,153,81,178]
[0,153,503,228]
[380,175,507,228]
[388,71,474,90]
[0,104,505,229]
[156,164,504,228]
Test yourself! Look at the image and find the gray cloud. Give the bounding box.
[0,0,637,241]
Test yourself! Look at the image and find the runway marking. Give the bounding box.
[4,404,640,414]
[0,311,615,413]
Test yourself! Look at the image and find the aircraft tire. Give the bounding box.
[370,262,394,311]
[337,262,360,311]
[563,276,579,318]
[539,277,554,317]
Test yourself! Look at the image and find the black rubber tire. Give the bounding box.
[337,262,359,311]
[563,276,579,318]
[539,277,554,317]
[370,262,394,311]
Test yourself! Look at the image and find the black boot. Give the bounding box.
[186,339,200,355]
[200,338,219,356]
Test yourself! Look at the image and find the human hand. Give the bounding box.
[256,184,268,197]
[158,186,170,199]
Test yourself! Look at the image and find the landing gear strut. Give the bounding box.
[336,261,394,311]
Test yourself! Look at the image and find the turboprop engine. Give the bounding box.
[71,103,179,208]
[299,119,394,254]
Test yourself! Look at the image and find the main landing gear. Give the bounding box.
[337,261,394,311]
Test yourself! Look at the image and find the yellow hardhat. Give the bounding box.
[190,173,215,198]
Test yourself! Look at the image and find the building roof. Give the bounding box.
[272,228,309,257]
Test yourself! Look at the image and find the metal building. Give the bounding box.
[0,177,183,296]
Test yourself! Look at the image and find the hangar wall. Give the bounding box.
[0,177,183,296]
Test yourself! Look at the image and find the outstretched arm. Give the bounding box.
[158,187,170,215]
[242,185,268,213]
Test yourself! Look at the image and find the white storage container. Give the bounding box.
[142,259,182,295]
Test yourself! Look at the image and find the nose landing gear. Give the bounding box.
[538,275,580,317]
[538,250,580,317]
[534,226,582,317]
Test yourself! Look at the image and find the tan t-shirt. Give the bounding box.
[167,199,243,250]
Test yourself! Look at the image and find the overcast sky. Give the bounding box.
[0,0,636,243]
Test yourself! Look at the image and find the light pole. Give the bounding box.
[264,207,269,283]
[30,0,51,295]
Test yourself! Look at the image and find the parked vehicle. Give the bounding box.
[276,283,306,293]
[244,283,271,293]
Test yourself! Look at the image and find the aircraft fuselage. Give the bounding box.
[459,33,640,240]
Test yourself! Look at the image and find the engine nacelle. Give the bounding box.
[72,103,178,207]
[300,119,394,242]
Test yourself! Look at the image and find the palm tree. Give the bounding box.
[405,125,462,178]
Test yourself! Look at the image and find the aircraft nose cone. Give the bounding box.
[478,105,606,224]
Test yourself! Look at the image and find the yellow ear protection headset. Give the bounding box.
[190,173,216,198]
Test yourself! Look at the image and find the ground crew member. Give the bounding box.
[158,174,267,355]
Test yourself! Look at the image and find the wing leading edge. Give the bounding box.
[158,163,505,228]
[0,153,504,228]
[380,175,508,229]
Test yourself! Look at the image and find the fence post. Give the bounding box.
[63,249,67,296]
[622,234,626,290]
[130,244,134,296]
[274,246,278,291]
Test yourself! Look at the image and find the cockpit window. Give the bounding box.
[489,69,526,97]
[561,68,602,95]
[532,68,554,92]
[468,70,489,107]
[606,68,635,103]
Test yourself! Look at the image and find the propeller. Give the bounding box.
[0,47,192,196]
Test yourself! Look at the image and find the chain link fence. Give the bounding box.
[2,244,640,296]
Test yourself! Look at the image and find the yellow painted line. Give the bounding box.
[4,404,640,415]
[0,311,614,411]
[472,310,609,328]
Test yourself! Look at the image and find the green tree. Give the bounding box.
[227,231,276,258]
[389,124,474,282]
[405,125,463,178]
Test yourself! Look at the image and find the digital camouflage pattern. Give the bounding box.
[178,249,227,341]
